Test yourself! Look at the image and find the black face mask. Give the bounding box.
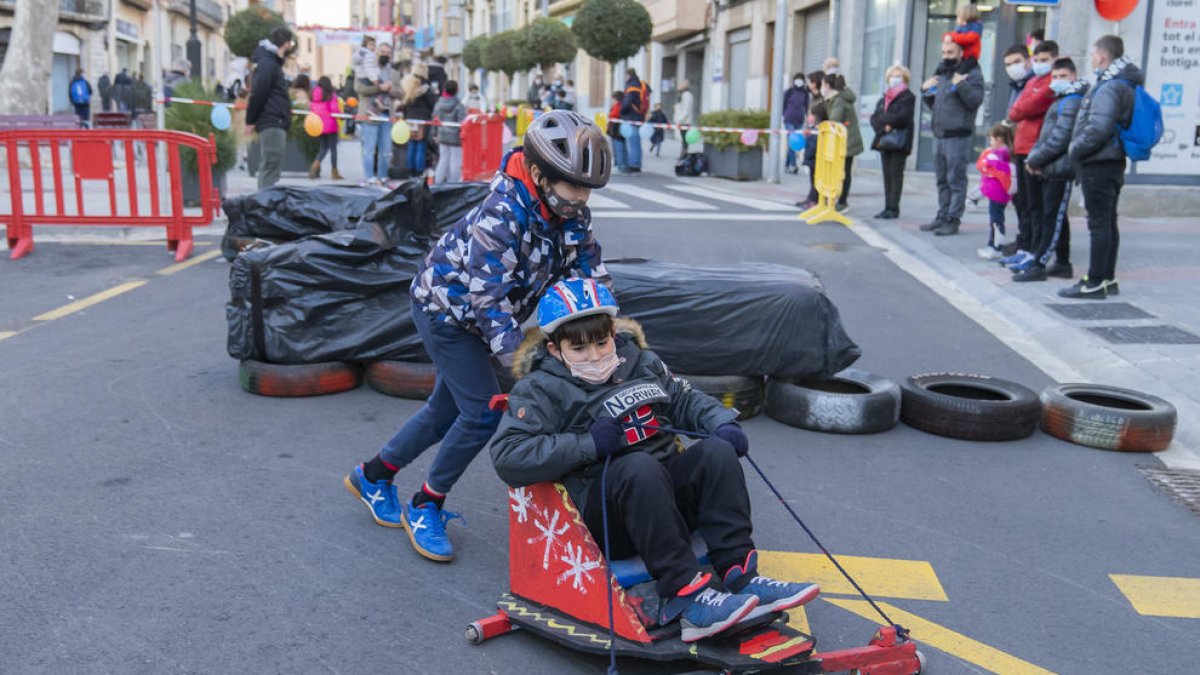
[538,180,587,221]
[941,58,960,70]
[378,55,390,67]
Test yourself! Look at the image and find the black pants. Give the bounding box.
[582,439,753,597]
[1079,160,1125,281]
[1034,178,1072,266]
[805,160,818,203]
[1013,155,1043,253]
[880,150,906,213]
[315,133,338,170]
[836,156,854,207]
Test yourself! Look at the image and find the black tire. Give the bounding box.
[674,374,764,420]
[239,359,362,397]
[900,373,1040,441]
[1040,384,1177,452]
[366,360,437,400]
[764,369,901,434]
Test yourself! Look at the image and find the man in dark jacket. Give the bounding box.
[246,26,295,189]
[427,55,448,96]
[920,37,985,236]
[1017,58,1087,283]
[68,69,92,127]
[98,72,113,112]
[1063,35,1142,299]
[782,73,810,174]
[1006,41,1059,259]
[619,68,650,173]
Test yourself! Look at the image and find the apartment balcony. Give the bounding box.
[643,0,706,43]
[121,0,153,10]
[167,0,226,30]
[0,0,109,23]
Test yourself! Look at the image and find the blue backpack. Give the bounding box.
[1105,79,1162,161]
[70,79,90,105]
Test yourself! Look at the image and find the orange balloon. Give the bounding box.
[347,96,358,108]
[303,113,323,137]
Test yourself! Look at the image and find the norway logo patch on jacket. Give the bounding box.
[621,405,659,444]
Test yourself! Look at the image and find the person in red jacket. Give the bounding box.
[1005,40,1059,259]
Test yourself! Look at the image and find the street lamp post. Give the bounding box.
[186,0,202,84]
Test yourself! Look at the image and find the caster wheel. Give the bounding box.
[465,623,483,645]
[915,649,927,674]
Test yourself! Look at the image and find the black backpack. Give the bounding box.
[674,152,708,177]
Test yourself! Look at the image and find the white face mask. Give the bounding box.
[888,76,904,88]
[1031,61,1052,76]
[563,350,620,384]
[793,79,804,88]
[1006,63,1029,81]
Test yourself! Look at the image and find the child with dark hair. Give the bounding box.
[648,103,667,156]
[309,75,342,180]
[491,279,820,643]
[975,123,1016,260]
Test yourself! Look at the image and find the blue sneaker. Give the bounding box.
[677,572,759,643]
[724,551,820,622]
[343,465,402,528]
[1008,255,1037,273]
[999,250,1031,267]
[402,500,463,562]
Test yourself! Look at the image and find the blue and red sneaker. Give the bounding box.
[676,572,760,643]
[343,464,402,528]
[402,499,464,562]
[723,550,820,622]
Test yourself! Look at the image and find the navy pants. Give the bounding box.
[379,308,502,494]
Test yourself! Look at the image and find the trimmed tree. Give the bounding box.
[463,35,490,73]
[0,0,60,114]
[482,30,529,79]
[225,6,287,59]
[572,0,652,65]
[520,18,578,71]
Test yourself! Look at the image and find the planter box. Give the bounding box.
[246,138,315,176]
[182,167,227,207]
[703,146,763,181]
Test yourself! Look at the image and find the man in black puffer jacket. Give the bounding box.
[920,36,985,236]
[1063,35,1143,299]
[246,26,294,189]
[1018,58,1089,284]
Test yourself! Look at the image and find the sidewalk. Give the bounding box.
[638,147,1200,469]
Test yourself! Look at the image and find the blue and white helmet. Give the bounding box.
[537,278,619,334]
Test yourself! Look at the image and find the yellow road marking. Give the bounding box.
[0,331,18,341]
[785,605,810,634]
[34,240,214,248]
[32,280,148,322]
[759,551,948,601]
[1110,574,1200,619]
[156,248,222,276]
[825,598,1056,675]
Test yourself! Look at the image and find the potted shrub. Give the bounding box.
[246,95,318,176]
[698,109,769,181]
[165,82,236,205]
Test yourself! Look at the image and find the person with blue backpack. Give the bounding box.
[1064,35,1161,299]
[69,70,92,128]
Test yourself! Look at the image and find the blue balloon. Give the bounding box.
[210,104,231,131]
[788,131,806,152]
[620,122,635,139]
[639,122,655,139]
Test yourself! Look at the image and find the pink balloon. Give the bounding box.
[740,129,759,146]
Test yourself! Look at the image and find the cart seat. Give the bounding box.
[608,533,710,588]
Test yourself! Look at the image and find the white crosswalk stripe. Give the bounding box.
[585,192,629,210]
[604,183,718,210]
[663,183,796,212]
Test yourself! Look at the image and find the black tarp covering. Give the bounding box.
[607,259,860,378]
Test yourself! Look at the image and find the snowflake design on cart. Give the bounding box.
[527,508,570,570]
[509,487,533,524]
[556,541,603,594]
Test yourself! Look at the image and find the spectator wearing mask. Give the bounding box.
[673,79,695,158]
[869,64,916,219]
[782,72,811,174]
[246,27,296,189]
[796,71,826,208]
[821,74,862,213]
[401,62,440,178]
[527,73,545,107]
[822,57,840,75]
[464,83,488,112]
[563,80,578,109]
[428,56,449,96]
[1063,35,1144,299]
[1017,57,1088,283]
[619,68,651,174]
[354,42,399,187]
[432,80,467,184]
[1002,41,1059,262]
[920,35,985,236]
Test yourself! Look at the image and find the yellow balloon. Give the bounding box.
[506,107,516,119]
[303,113,323,137]
[391,120,411,145]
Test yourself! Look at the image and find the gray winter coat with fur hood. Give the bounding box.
[490,320,739,507]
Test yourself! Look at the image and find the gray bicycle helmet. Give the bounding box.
[522,110,611,188]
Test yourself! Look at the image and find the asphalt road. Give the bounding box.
[2,171,1197,674]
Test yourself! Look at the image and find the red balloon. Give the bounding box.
[1095,0,1138,22]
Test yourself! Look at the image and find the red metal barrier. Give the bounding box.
[460,113,504,182]
[1,129,219,261]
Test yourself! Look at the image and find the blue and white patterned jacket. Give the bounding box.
[411,150,611,365]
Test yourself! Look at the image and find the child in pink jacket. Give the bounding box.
[310,76,342,180]
[975,123,1015,260]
